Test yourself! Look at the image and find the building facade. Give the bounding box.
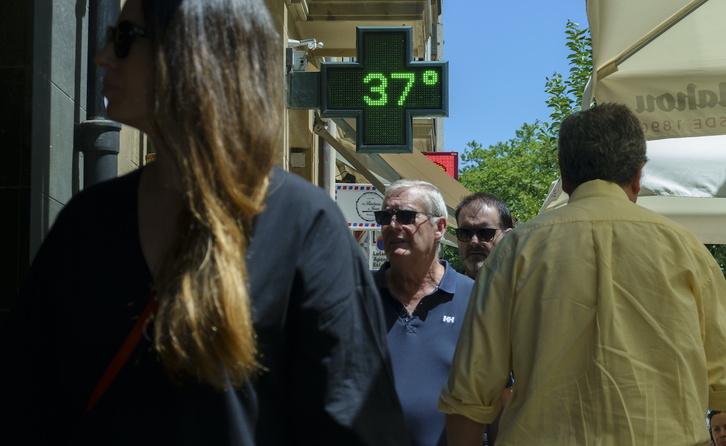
[0,0,457,317]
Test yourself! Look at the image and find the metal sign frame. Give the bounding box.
[321,27,449,153]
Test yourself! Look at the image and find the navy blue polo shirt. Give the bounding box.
[374,260,474,446]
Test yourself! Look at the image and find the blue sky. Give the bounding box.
[442,1,589,154]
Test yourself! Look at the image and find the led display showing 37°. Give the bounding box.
[321,27,449,153]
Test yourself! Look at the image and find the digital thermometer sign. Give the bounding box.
[321,27,449,153]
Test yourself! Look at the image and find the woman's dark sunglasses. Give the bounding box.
[455,227,499,242]
[106,21,150,59]
[374,210,437,225]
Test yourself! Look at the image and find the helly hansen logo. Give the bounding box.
[442,315,455,324]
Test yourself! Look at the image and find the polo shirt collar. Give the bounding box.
[436,260,457,296]
[376,260,456,297]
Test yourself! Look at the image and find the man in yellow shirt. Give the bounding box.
[439,103,726,445]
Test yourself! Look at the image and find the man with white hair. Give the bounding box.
[373,179,474,446]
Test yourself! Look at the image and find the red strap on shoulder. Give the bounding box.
[84,298,158,414]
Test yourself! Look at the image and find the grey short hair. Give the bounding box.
[558,103,648,189]
[382,179,447,225]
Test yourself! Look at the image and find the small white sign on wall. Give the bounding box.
[334,184,384,228]
[335,184,388,270]
[354,230,387,271]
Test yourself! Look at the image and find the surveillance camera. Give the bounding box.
[287,38,324,50]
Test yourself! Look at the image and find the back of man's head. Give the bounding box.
[558,103,648,190]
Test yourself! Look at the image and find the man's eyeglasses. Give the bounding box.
[455,227,500,242]
[107,21,151,59]
[374,210,438,226]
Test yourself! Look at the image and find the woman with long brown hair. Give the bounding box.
[0,0,409,444]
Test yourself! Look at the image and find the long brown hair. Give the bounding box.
[143,0,281,388]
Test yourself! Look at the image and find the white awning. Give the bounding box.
[540,128,726,243]
[589,0,726,141]
[541,0,726,243]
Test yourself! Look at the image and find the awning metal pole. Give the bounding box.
[313,115,388,193]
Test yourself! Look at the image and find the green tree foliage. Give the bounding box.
[459,124,556,223]
[458,20,592,224]
[442,21,591,268]
[707,245,726,275]
[543,22,593,137]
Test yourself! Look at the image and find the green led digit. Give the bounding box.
[391,72,415,106]
[423,70,439,85]
[363,73,388,106]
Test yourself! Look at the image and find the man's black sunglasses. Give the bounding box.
[455,227,500,242]
[107,21,151,59]
[374,210,438,225]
